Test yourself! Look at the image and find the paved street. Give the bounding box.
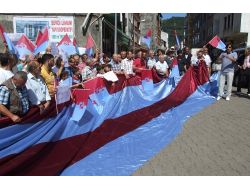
[133,88,250,176]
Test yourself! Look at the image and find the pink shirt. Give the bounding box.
[244,55,250,69]
[77,62,86,73]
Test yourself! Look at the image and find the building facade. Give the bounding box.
[187,13,250,49]
[0,13,162,54]
[186,13,214,48]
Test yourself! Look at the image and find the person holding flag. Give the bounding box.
[217,43,237,101]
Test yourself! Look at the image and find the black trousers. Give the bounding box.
[237,68,250,93]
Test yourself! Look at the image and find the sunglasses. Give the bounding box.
[227,46,232,49]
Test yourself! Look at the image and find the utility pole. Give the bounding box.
[114,13,118,54]
[133,14,135,54]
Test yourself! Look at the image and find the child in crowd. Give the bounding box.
[72,67,82,84]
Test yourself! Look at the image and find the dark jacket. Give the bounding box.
[181,53,192,70]
[1,78,23,115]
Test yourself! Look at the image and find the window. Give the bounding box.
[28,25,33,37]
[231,13,234,28]
[224,17,227,30]
[228,15,231,29]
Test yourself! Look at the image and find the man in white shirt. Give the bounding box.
[147,50,157,69]
[0,53,14,84]
[217,44,238,101]
[26,61,51,114]
[155,55,169,78]
[121,51,134,78]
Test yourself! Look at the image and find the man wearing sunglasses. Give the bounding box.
[217,44,238,101]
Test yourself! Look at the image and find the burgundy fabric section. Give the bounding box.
[0,75,141,128]
[151,68,163,83]
[105,74,142,94]
[0,65,208,176]
[0,99,71,129]
[0,133,90,176]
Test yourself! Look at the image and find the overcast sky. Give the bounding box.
[161,13,186,20]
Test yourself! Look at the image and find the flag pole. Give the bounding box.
[54,79,59,115]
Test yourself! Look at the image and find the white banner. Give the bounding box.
[13,16,74,43]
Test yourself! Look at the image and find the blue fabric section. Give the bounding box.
[170,65,180,78]
[34,41,48,55]
[86,48,93,57]
[15,47,32,59]
[217,40,226,51]
[0,79,173,159]
[60,82,216,176]
[0,107,71,159]
[4,33,19,56]
[58,44,77,55]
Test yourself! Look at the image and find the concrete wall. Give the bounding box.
[140,13,159,49]
[0,14,102,53]
[0,14,15,51]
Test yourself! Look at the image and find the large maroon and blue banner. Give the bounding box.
[0,65,216,175]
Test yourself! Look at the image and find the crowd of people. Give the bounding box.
[1,43,250,122]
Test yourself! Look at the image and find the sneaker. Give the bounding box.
[217,96,221,100]
[226,96,230,101]
[247,93,250,96]
[236,91,241,95]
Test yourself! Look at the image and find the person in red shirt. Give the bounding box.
[133,50,146,72]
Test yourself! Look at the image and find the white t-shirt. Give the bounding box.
[203,54,212,67]
[147,57,156,69]
[0,68,14,84]
[155,61,169,75]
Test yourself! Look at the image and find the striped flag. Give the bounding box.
[15,34,35,59]
[85,34,95,57]
[57,33,76,55]
[174,30,180,50]
[35,30,43,46]
[208,35,226,51]
[34,28,49,55]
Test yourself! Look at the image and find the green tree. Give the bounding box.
[161,17,185,48]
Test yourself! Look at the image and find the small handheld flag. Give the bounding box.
[208,35,226,51]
